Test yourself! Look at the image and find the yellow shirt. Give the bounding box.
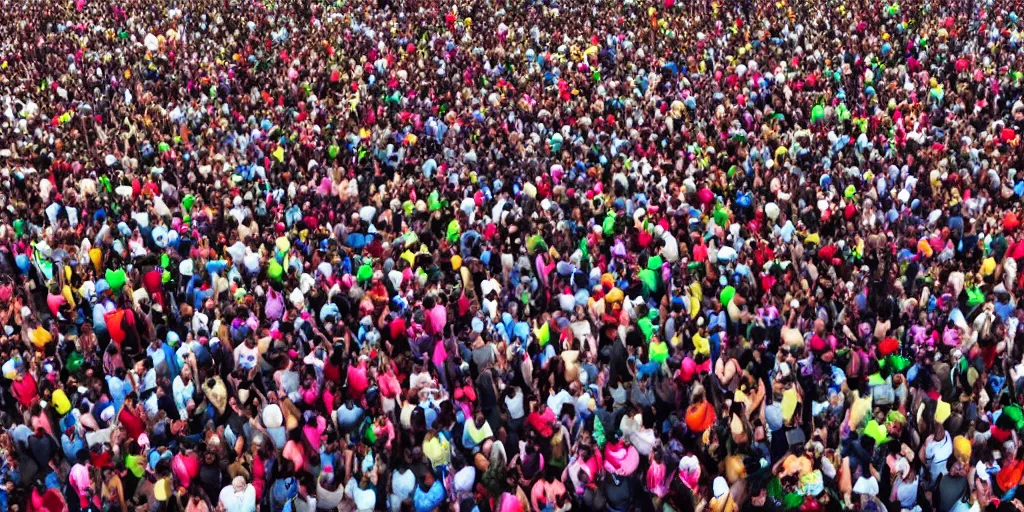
[423,435,451,469]
[693,333,710,357]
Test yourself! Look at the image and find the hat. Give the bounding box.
[713,476,729,499]
[262,404,283,429]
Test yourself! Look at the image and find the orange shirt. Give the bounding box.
[997,459,1024,492]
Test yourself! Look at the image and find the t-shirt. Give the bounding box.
[118,407,145,440]
[925,432,952,484]
[400,402,416,429]
[234,343,259,370]
[147,345,167,371]
[219,484,256,512]
[935,474,967,512]
[472,344,498,369]
[413,481,445,512]
[336,404,364,431]
[504,390,525,420]
[345,478,377,511]
[391,469,416,501]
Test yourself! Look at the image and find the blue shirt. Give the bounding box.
[61,434,84,460]
[10,425,31,450]
[995,300,1015,322]
[106,375,131,413]
[419,401,440,430]
[336,404,364,431]
[413,481,445,512]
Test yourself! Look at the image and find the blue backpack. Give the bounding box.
[270,476,297,509]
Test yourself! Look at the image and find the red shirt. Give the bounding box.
[118,406,145,440]
[90,450,113,469]
[526,408,556,438]
[11,373,38,409]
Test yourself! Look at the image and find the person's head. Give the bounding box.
[232,476,247,493]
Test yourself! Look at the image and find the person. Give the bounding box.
[218,476,257,512]
[923,420,953,488]
[100,467,127,512]
[269,461,299,511]
[173,364,196,420]
[934,459,970,512]
[413,471,445,512]
[284,474,317,512]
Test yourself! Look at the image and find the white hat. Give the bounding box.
[712,477,729,499]
[99,404,115,423]
[262,404,283,429]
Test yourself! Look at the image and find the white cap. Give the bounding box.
[713,477,729,499]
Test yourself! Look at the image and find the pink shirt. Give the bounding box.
[69,463,93,508]
[347,363,368,400]
[283,440,305,470]
[379,372,401,399]
[302,416,326,451]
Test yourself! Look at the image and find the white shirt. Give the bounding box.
[137,368,157,393]
[142,390,159,419]
[147,345,167,370]
[172,376,194,417]
[925,431,952,484]
[346,478,376,511]
[234,343,259,370]
[176,341,202,362]
[219,484,256,512]
[504,389,525,420]
[390,469,416,501]
[191,311,209,334]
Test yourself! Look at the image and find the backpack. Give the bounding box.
[270,477,298,509]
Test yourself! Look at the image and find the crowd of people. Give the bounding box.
[3,0,1024,510]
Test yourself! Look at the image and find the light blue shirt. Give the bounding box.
[413,481,445,512]
[336,404,364,431]
[106,375,132,413]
